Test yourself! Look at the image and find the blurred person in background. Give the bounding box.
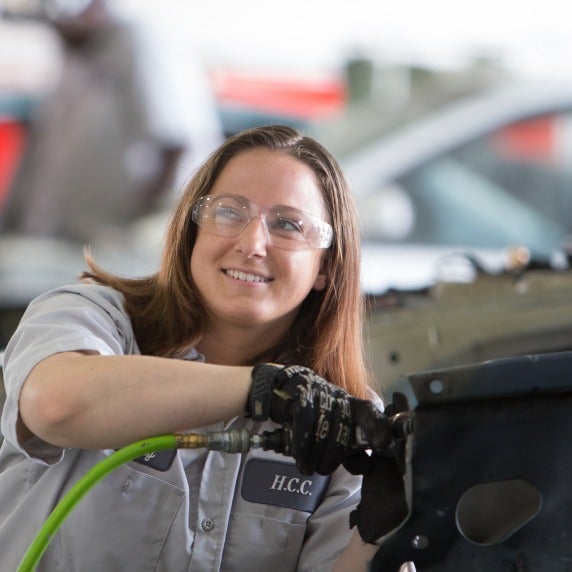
[0,0,223,243]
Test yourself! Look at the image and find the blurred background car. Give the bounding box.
[337,79,572,294]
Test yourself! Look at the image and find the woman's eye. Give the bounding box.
[214,206,242,221]
[273,217,304,233]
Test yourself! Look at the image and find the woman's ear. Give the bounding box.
[312,258,328,291]
[313,272,327,291]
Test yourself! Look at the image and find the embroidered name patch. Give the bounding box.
[241,458,330,513]
[133,449,177,472]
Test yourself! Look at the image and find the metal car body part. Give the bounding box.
[371,351,572,571]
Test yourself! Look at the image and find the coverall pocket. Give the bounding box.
[221,512,306,571]
[53,463,186,572]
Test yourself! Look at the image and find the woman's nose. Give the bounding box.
[234,216,269,256]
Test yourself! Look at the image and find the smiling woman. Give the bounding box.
[189,148,332,352]
[0,125,394,571]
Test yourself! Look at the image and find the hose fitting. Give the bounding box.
[175,428,291,454]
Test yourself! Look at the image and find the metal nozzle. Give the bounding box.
[205,429,252,453]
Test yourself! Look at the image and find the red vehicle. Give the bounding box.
[0,114,27,210]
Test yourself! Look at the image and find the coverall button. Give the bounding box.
[201,517,215,532]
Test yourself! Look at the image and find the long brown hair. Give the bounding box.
[82,125,371,398]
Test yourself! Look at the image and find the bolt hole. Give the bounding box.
[388,351,400,364]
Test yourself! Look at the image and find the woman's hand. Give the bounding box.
[248,363,358,475]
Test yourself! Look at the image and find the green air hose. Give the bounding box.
[16,427,283,572]
[17,434,178,572]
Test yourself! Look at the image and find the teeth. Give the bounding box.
[226,269,270,283]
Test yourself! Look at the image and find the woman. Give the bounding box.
[0,125,384,571]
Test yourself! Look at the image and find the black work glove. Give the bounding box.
[248,363,355,475]
[343,392,412,544]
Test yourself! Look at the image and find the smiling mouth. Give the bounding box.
[224,269,272,283]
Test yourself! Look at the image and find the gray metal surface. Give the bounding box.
[367,268,572,396]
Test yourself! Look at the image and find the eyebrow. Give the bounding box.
[211,193,326,220]
[270,204,306,213]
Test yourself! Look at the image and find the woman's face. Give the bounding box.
[190,148,329,337]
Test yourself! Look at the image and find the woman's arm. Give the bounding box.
[19,351,252,449]
[332,531,378,572]
[333,531,416,572]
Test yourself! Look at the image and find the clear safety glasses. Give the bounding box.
[191,194,334,251]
